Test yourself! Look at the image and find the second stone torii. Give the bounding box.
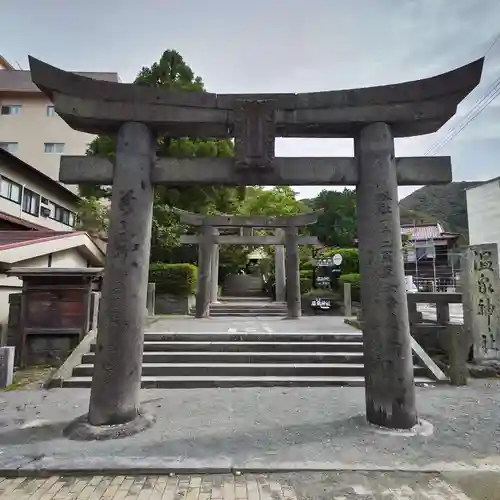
[175,209,322,318]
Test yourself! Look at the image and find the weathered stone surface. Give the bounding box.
[462,244,500,361]
[88,122,155,427]
[285,226,301,319]
[25,335,78,367]
[275,229,286,303]
[343,283,352,317]
[64,411,155,441]
[355,122,417,429]
[467,362,500,378]
[155,294,195,315]
[195,226,217,318]
[180,234,319,245]
[210,235,219,303]
[175,208,321,228]
[30,56,484,138]
[0,346,14,388]
[60,155,452,186]
[234,99,275,168]
[146,282,155,316]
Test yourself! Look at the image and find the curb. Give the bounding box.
[1,459,500,477]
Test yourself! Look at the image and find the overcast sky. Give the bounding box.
[3,0,500,199]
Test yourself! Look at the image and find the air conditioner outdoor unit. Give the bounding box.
[40,207,51,217]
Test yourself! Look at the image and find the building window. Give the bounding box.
[52,203,76,227]
[0,176,21,203]
[0,105,21,115]
[0,142,18,153]
[44,142,65,154]
[22,188,40,216]
[47,106,57,117]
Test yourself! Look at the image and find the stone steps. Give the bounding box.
[63,330,438,388]
[82,351,366,364]
[63,375,436,389]
[190,299,286,317]
[90,340,365,353]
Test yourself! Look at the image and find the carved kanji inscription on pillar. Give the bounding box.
[234,100,276,169]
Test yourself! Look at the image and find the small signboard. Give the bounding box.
[315,276,331,287]
[311,297,332,310]
[315,254,343,268]
[332,254,343,266]
[315,257,334,267]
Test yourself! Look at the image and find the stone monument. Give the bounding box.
[29,55,483,433]
[462,243,500,361]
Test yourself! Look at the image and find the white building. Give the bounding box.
[0,54,119,183]
[0,148,105,341]
[466,177,500,260]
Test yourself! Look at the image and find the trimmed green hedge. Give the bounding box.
[300,269,313,293]
[149,263,197,296]
[339,273,361,302]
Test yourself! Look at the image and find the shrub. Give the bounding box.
[339,273,361,302]
[149,263,197,296]
[300,269,313,293]
[322,248,359,275]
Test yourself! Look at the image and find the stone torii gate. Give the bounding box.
[28,56,483,435]
[174,208,321,317]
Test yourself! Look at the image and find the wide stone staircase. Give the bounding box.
[62,330,439,388]
[222,274,267,298]
[209,297,287,317]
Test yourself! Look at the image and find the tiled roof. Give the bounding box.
[400,223,458,241]
[0,231,77,250]
[0,69,119,92]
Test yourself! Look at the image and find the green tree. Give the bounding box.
[237,186,309,216]
[79,49,244,260]
[308,189,357,247]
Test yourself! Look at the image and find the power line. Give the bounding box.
[425,76,500,155]
[424,31,500,156]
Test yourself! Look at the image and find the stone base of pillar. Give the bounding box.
[64,410,155,441]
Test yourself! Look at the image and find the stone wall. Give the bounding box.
[25,334,79,367]
[155,293,195,315]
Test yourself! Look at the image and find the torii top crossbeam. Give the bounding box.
[28,57,484,189]
[30,56,483,138]
[173,208,322,228]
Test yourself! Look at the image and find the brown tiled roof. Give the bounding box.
[401,223,459,241]
[0,69,119,92]
[0,230,79,250]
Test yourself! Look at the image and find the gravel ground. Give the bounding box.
[0,381,499,472]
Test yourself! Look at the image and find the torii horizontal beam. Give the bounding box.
[29,56,484,138]
[174,208,322,228]
[59,156,451,186]
[180,234,319,245]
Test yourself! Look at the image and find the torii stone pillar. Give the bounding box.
[355,122,417,429]
[274,228,286,302]
[285,226,301,318]
[210,232,220,303]
[196,226,217,318]
[89,122,155,430]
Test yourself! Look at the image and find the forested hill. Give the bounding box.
[399,181,481,241]
[302,181,481,247]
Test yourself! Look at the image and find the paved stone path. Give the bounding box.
[0,472,495,499]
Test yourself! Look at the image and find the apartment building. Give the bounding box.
[0,54,119,182]
[466,177,500,262]
[0,147,79,231]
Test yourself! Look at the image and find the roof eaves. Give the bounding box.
[0,148,80,204]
